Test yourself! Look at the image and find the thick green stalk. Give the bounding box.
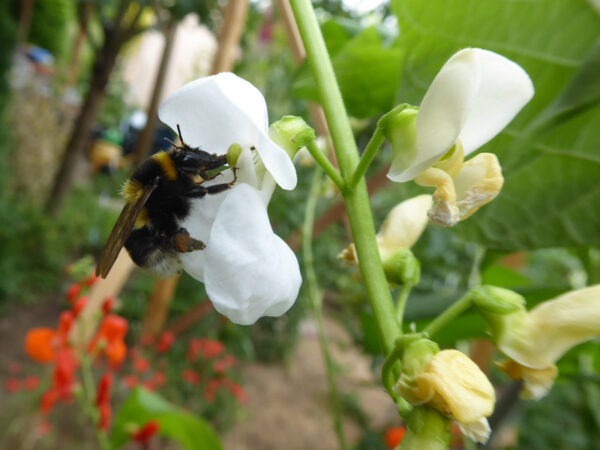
[290,0,399,353]
[303,167,348,450]
[349,127,385,188]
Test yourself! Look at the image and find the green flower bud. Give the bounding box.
[269,115,316,159]
[382,248,420,286]
[399,407,451,450]
[226,143,243,168]
[400,337,440,379]
[470,285,525,314]
[378,104,419,173]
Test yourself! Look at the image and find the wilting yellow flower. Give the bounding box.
[473,285,600,399]
[395,349,495,443]
[415,149,503,226]
[339,195,432,265]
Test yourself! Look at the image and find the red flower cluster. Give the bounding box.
[187,338,224,361]
[22,268,128,424]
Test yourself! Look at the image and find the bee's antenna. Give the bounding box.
[176,124,185,145]
[163,137,179,148]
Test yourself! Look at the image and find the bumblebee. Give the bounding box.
[96,126,236,278]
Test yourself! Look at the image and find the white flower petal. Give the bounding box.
[202,183,301,325]
[457,49,534,154]
[178,191,230,282]
[158,73,297,190]
[457,418,491,444]
[413,49,481,176]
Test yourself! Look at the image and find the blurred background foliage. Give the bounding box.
[1,0,600,449]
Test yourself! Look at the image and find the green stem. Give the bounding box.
[395,284,412,327]
[291,0,399,354]
[349,127,385,188]
[306,141,345,190]
[303,167,348,450]
[79,353,111,450]
[423,293,473,338]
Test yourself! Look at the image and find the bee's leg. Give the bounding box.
[173,228,205,253]
[185,181,235,199]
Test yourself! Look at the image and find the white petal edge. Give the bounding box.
[457,49,534,154]
[158,73,297,190]
[410,49,481,178]
[202,183,301,325]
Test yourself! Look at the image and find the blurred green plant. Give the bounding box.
[28,0,77,61]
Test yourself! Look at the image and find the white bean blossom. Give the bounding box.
[158,73,301,325]
[385,48,534,226]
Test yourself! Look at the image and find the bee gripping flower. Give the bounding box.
[473,285,600,399]
[385,48,533,226]
[158,73,302,325]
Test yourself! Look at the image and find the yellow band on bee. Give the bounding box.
[152,151,178,180]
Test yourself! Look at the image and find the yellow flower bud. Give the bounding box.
[395,349,495,444]
[497,360,558,400]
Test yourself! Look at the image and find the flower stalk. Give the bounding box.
[349,127,385,188]
[290,0,400,354]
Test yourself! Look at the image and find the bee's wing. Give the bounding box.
[96,183,156,278]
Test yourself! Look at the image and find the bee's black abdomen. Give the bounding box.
[125,227,182,278]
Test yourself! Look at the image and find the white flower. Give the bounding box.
[386,48,534,226]
[158,73,301,325]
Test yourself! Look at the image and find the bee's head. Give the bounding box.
[169,125,228,174]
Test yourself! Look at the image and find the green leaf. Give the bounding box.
[110,387,222,450]
[529,38,600,131]
[293,27,403,118]
[392,0,600,249]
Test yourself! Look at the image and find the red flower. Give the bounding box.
[89,315,128,367]
[57,311,74,343]
[151,371,167,388]
[5,378,20,393]
[187,338,225,361]
[40,389,59,414]
[72,297,88,318]
[182,369,201,385]
[53,348,77,400]
[102,296,114,315]
[156,331,175,353]
[25,328,57,363]
[133,357,150,374]
[132,420,160,444]
[227,382,248,404]
[384,427,406,449]
[24,375,40,391]
[84,273,99,287]
[96,373,113,406]
[204,378,221,403]
[98,402,111,430]
[213,354,236,373]
[66,283,81,303]
[96,373,113,430]
[122,375,139,389]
